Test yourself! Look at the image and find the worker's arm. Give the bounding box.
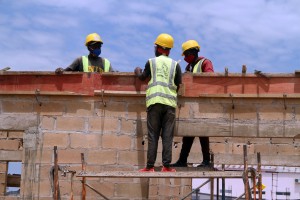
[174,63,182,93]
[55,57,82,74]
[134,61,151,80]
[202,59,214,72]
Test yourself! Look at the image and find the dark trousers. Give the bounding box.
[178,136,210,163]
[146,103,175,168]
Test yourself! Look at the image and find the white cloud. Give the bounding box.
[0,0,300,73]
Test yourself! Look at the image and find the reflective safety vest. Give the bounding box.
[192,58,206,73]
[82,56,110,72]
[146,55,178,108]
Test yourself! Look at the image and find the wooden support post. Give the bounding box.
[81,153,86,200]
[252,169,257,200]
[243,145,250,200]
[210,178,214,200]
[53,146,59,200]
[222,164,225,200]
[257,152,262,200]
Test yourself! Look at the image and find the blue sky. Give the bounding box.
[1,0,300,73]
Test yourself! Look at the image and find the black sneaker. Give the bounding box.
[196,160,211,167]
[170,160,187,167]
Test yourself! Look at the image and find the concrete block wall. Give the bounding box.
[0,92,300,199]
[0,95,191,200]
[0,131,23,198]
[172,97,300,166]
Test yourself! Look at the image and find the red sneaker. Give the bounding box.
[139,167,155,172]
[161,166,176,172]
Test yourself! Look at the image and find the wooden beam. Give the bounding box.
[77,170,251,178]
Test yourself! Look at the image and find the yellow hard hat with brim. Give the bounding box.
[182,40,200,56]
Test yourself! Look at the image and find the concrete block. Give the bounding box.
[89,117,119,132]
[0,140,20,150]
[33,101,64,116]
[40,116,55,130]
[102,134,131,150]
[70,133,99,149]
[88,150,117,165]
[43,133,69,148]
[65,101,93,116]
[2,100,33,113]
[56,117,85,132]
[8,131,23,139]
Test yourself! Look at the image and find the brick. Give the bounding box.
[254,144,277,155]
[35,179,51,197]
[276,144,299,155]
[96,101,127,118]
[115,182,148,198]
[118,151,146,165]
[192,103,225,119]
[233,105,257,120]
[259,124,284,137]
[33,101,64,115]
[89,117,119,132]
[43,133,69,148]
[0,131,8,138]
[0,139,20,150]
[8,131,23,139]
[56,117,85,131]
[70,133,99,149]
[36,149,52,164]
[176,103,190,119]
[232,123,257,137]
[259,105,293,121]
[232,144,254,155]
[41,116,55,130]
[0,150,22,161]
[128,102,147,119]
[271,138,294,144]
[88,150,117,165]
[120,119,135,133]
[102,134,131,150]
[85,181,114,198]
[65,101,93,116]
[2,100,33,113]
[0,162,7,172]
[57,149,82,164]
[210,143,226,154]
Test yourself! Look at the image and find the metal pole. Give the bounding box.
[54,146,59,200]
[222,164,225,200]
[81,153,86,200]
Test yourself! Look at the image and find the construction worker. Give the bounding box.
[134,33,182,172]
[171,39,214,167]
[55,33,113,73]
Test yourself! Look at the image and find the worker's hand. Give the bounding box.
[134,67,142,75]
[55,67,64,74]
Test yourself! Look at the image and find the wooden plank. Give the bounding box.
[77,170,246,178]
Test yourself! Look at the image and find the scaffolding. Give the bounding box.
[49,144,264,200]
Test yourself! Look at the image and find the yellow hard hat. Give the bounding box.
[85,33,103,46]
[181,40,200,56]
[154,33,174,49]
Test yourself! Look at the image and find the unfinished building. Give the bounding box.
[0,71,299,199]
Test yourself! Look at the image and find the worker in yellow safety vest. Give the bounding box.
[171,39,214,168]
[55,33,113,74]
[134,33,182,172]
